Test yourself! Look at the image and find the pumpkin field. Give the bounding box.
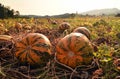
[0,16,120,79]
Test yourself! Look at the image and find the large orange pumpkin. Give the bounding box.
[56,33,93,68]
[73,27,91,40]
[15,33,52,66]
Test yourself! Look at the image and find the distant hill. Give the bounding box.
[51,13,79,18]
[20,15,44,18]
[20,13,75,18]
[20,8,120,18]
[80,8,120,16]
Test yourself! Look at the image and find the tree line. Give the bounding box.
[0,3,20,19]
[115,13,120,17]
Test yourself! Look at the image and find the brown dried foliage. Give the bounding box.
[0,27,100,79]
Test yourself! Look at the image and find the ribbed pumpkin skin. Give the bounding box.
[15,33,51,66]
[56,33,93,68]
[73,27,91,40]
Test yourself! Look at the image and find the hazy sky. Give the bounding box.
[1,0,120,16]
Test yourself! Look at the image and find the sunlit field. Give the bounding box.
[0,16,120,79]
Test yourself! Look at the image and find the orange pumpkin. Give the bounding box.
[14,22,22,32]
[56,33,93,68]
[58,22,70,33]
[0,35,13,41]
[15,33,52,66]
[0,35,13,58]
[73,27,91,40]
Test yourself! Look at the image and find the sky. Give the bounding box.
[0,0,120,16]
